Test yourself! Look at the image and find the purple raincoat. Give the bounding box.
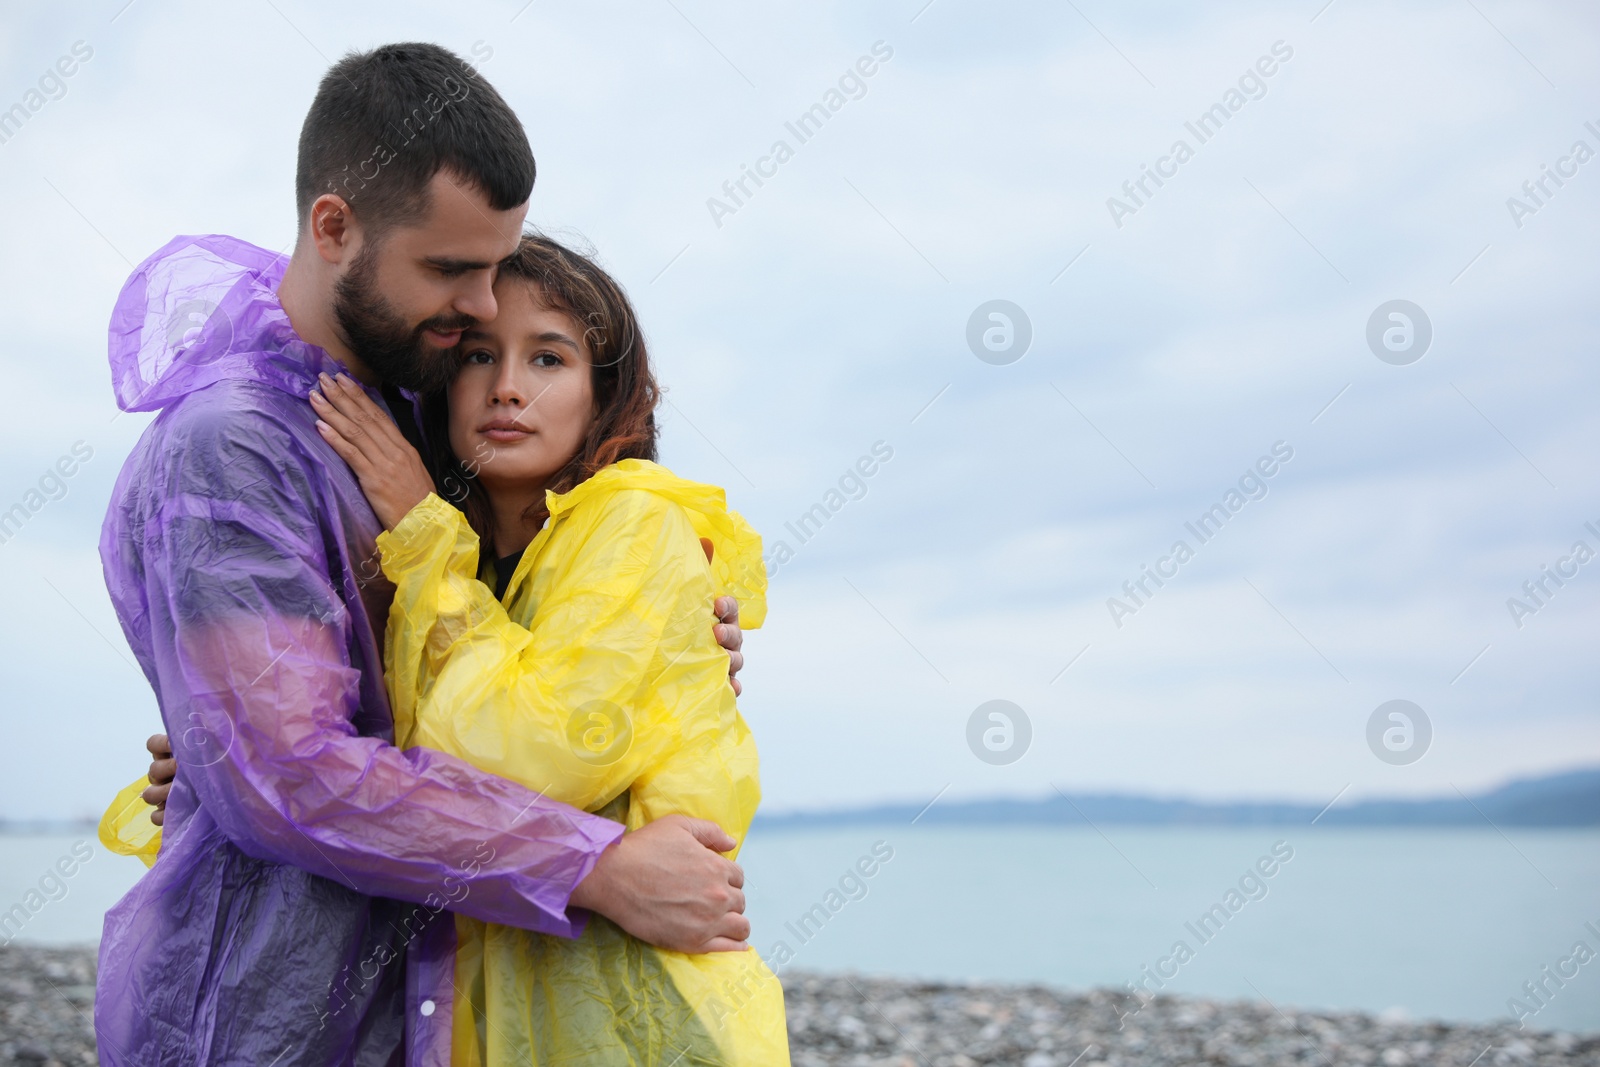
[95,235,625,1067]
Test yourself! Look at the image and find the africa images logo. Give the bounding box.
[1365,700,1431,766]
[1366,300,1432,366]
[966,700,1031,766]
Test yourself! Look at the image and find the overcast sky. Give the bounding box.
[0,0,1595,820]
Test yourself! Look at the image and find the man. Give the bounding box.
[97,43,750,1066]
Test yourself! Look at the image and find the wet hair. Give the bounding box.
[420,234,660,557]
[295,42,535,231]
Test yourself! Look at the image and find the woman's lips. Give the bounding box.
[481,427,531,442]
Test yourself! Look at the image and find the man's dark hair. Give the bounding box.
[295,42,534,232]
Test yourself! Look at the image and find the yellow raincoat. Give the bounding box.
[376,458,787,1066]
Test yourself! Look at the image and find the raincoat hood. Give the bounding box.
[542,459,768,627]
[108,233,345,412]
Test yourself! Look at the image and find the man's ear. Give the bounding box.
[307,193,360,265]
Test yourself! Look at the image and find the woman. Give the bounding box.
[306,233,787,1065]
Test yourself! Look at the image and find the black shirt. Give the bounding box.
[493,549,525,600]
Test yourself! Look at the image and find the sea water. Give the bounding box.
[6,826,1597,1032]
[738,824,1600,1032]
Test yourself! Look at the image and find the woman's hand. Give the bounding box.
[311,372,436,530]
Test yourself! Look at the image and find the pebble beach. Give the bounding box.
[2,944,1595,1066]
[782,972,1599,1067]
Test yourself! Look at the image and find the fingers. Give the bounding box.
[312,378,432,526]
[313,414,369,473]
[148,756,176,787]
[713,597,743,659]
[714,623,743,652]
[310,391,368,462]
[145,733,175,818]
[693,890,752,952]
[712,910,751,943]
[310,388,377,462]
[680,816,738,854]
[724,859,745,890]
[319,373,396,438]
[713,597,743,696]
[700,901,752,949]
[310,374,400,463]
[716,598,744,695]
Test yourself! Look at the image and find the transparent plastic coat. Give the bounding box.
[94,235,623,1067]
[376,460,788,1065]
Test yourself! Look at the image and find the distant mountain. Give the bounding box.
[751,767,1600,831]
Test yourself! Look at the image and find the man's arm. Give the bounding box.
[165,606,622,936]
[138,595,750,948]
[137,600,745,824]
[141,732,750,952]
[138,603,745,821]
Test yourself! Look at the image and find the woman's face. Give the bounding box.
[447,280,596,494]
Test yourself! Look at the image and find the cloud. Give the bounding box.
[0,0,1596,819]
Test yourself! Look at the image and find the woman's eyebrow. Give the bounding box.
[530,331,581,352]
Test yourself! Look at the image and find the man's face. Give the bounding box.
[333,170,528,391]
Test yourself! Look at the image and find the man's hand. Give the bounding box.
[569,814,749,953]
[714,595,744,696]
[698,540,746,696]
[142,733,175,827]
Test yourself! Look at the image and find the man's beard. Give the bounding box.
[332,242,474,393]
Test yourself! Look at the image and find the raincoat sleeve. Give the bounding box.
[141,406,622,936]
[378,490,754,828]
[99,776,162,868]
